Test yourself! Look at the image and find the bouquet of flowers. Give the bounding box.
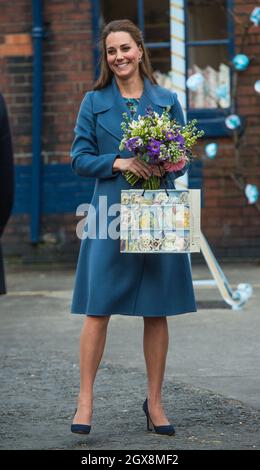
[119,106,204,189]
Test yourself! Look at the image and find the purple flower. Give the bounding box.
[146,106,154,116]
[146,138,161,158]
[165,131,174,141]
[173,132,185,149]
[125,137,140,151]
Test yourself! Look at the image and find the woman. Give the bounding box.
[70,19,196,436]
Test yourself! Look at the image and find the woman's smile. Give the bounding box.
[115,62,130,68]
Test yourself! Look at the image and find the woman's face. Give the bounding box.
[106,31,143,80]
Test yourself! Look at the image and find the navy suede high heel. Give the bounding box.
[71,408,91,435]
[143,398,175,436]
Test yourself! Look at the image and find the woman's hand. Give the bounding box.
[113,157,165,179]
[149,164,165,177]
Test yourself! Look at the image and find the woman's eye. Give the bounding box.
[107,46,130,55]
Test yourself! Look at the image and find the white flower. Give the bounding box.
[138,118,145,126]
[129,121,138,129]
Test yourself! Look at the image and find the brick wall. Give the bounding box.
[1,0,93,262]
[200,0,260,258]
[0,0,260,262]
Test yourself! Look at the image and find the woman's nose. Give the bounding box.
[116,51,124,61]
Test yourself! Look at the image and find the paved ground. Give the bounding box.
[0,262,260,450]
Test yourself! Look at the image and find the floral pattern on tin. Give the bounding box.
[120,189,193,253]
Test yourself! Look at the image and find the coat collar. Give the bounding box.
[92,76,172,113]
[92,76,175,143]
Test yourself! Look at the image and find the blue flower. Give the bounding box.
[125,137,140,151]
[146,106,154,116]
[165,131,174,141]
[173,132,185,149]
[147,138,161,158]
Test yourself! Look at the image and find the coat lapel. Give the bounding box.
[92,76,175,143]
[92,78,127,142]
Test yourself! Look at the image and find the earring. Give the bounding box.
[139,57,142,63]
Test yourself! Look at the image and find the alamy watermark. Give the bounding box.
[75,195,165,241]
[76,196,121,240]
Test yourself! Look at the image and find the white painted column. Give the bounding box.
[170,0,188,189]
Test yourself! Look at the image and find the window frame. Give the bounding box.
[184,0,235,137]
[91,0,235,137]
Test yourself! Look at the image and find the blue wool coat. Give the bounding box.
[70,76,197,316]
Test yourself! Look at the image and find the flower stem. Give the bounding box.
[142,175,160,190]
[123,170,140,187]
[123,171,161,190]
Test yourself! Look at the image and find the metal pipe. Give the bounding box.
[31,0,44,243]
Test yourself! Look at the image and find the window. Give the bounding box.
[185,0,234,136]
[92,0,234,136]
[99,0,171,74]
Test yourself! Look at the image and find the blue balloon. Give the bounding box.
[186,73,204,92]
[237,283,253,299]
[250,7,260,26]
[216,85,228,100]
[225,114,241,130]
[205,143,218,159]
[254,80,260,94]
[245,184,259,204]
[232,54,250,71]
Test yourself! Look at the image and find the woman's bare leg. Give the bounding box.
[143,316,170,425]
[73,315,110,424]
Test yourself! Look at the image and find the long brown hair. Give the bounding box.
[93,19,157,90]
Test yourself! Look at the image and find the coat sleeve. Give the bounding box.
[70,92,120,179]
[169,92,189,180]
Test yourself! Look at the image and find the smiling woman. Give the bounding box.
[94,19,156,92]
[106,32,143,83]
[70,18,196,438]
